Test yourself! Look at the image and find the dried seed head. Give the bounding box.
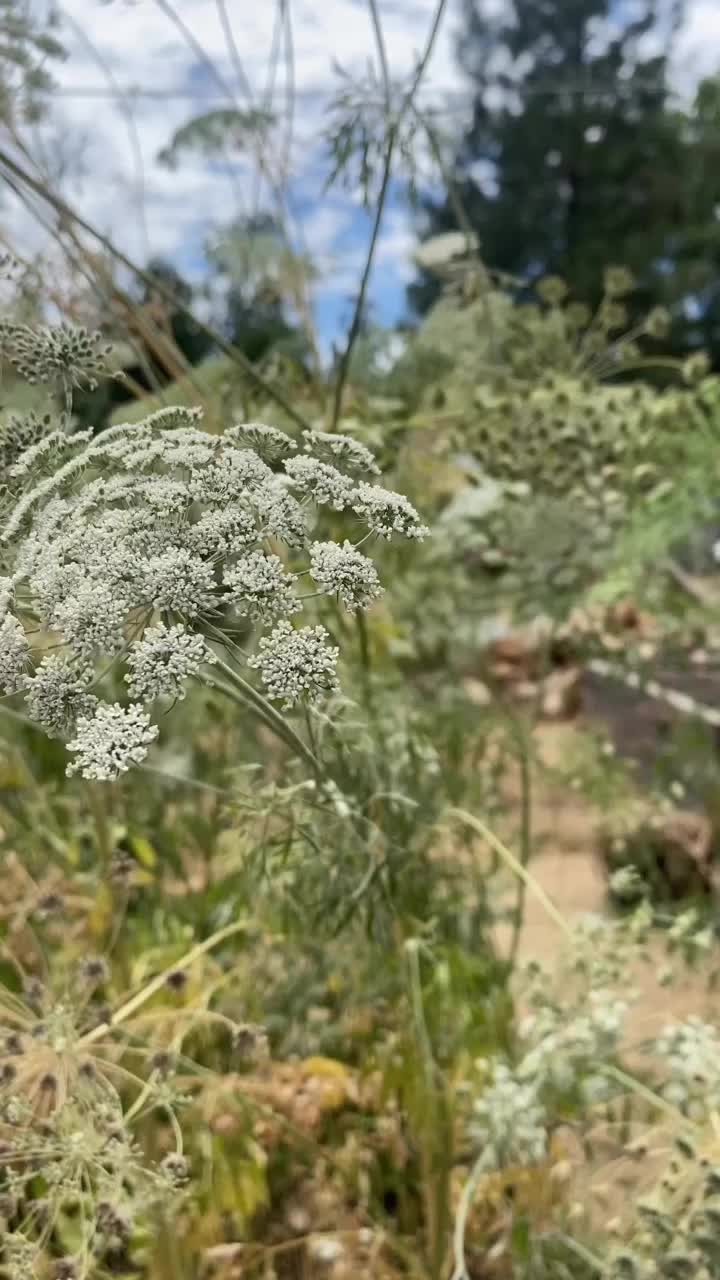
[0,1062,17,1086]
[79,955,109,984]
[34,891,65,919]
[53,1258,78,1280]
[160,1153,190,1186]
[150,1050,176,1078]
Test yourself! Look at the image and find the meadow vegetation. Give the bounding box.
[2,1,720,1277]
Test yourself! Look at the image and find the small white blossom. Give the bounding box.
[470,1063,547,1167]
[23,656,98,735]
[0,575,15,619]
[140,548,215,617]
[302,430,380,476]
[51,582,130,658]
[252,479,308,546]
[223,552,299,622]
[249,620,339,707]
[284,455,356,510]
[66,702,159,780]
[309,540,383,609]
[0,613,29,693]
[189,448,271,503]
[227,421,298,461]
[352,482,429,539]
[125,623,214,701]
[183,507,257,557]
[654,1017,720,1118]
[140,478,191,515]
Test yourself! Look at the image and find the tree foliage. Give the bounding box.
[410,0,720,362]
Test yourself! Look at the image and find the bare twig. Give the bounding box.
[330,0,450,426]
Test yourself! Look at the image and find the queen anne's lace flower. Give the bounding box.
[0,613,29,693]
[309,540,383,609]
[654,1017,720,1118]
[66,702,158,780]
[1,363,425,776]
[302,430,380,476]
[223,552,299,622]
[125,623,214,702]
[139,548,215,617]
[284,456,356,510]
[189,449,271,503]
[252,479,308,546]
[184,507,257,557]
[352,483,429,539]
[226,421,297,461]
[23,656,98,736]
[51,582,130,659]
[470,1063,547,1166]
[249,620,339,707]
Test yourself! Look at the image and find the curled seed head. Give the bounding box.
[79,955,109,984]
[0,1062,17,1086]
[150,1050,176,1077]
[160,1152,190,1186]
[34,892,65,918]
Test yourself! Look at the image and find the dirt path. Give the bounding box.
[492,723,718,1039]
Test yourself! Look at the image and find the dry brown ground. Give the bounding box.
[491,722,719,1042]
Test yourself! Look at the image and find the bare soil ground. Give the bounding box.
[493,722,718,1041]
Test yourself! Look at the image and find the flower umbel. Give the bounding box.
[249,620,340,707]
[66,703,159,780]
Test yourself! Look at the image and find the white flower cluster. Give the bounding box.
[223,552,299,622]
[125,623,214,702]
[309,540,383,610]
[0,612,29,693]
[248,620,340,708]
[517,988,628,1100]
[0,389,426,778]
[23,655,98,736]
[654,1017,720,1118]
[469,1063,547,1167]
[65,703,159,781]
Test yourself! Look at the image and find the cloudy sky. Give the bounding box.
[7,0,720,350]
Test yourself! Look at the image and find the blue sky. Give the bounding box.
[7,0,720,355]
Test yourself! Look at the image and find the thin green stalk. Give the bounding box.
[506,712,532,971]
[330,128,396,429]
[451,1148,493,1280]
[207,656,321,776]
[449,807,573,940]
[355,608,376,718]
[80,920,248,1048]
[86,780,113,872]
[405,939,452,1280]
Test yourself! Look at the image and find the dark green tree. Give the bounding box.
[410,0,720,360]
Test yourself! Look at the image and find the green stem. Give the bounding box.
[80,920,248,1048]
[207,657,321,777]
[506,711,532,972]
[449,807,572,940]
[405,939,452,1280]
[330,128,396,429]
[451,1148,493,1280]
